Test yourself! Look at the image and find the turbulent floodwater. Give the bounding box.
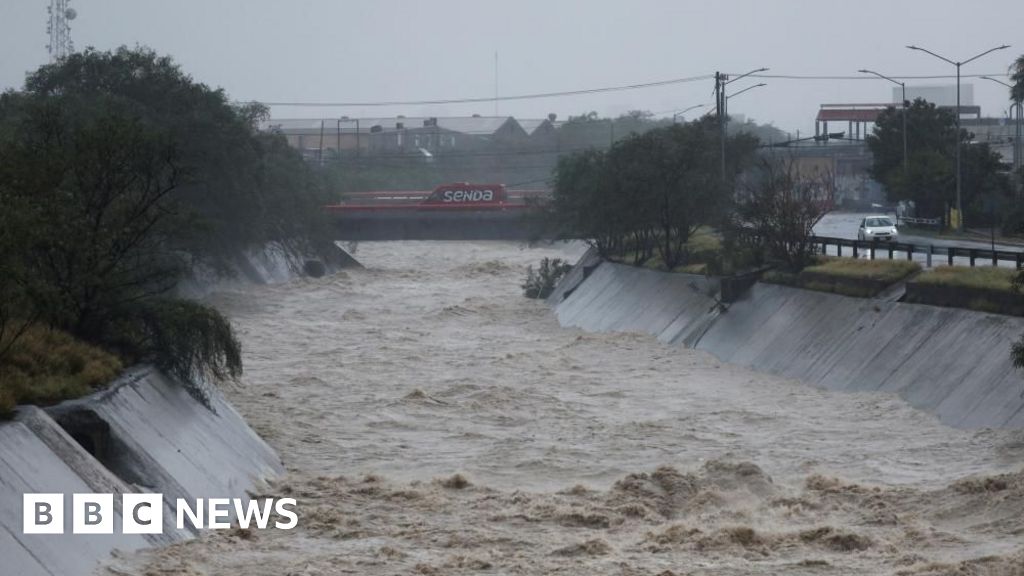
[104,241,1024,576]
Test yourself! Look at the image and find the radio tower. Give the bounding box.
[46,0,77,61]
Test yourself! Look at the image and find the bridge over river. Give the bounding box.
[327,182,548,240]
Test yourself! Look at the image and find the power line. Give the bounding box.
[248,74,715,107]
[738,72,1005,81]
[250,70,1013,112]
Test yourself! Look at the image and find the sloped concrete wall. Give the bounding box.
[178,240,361,299]
[554,262,720,347]
[48,367,283,512]
[553,260,1024,429]
[0,409,152,576]
[0,367,282,576]
[546,246,601,306]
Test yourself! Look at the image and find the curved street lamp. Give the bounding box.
[717,68,768,180]
[726,82,767,102]
[859,69,908,181]
[672,103,707,123]
[907,44,1011,230]
[979,75,1023,177]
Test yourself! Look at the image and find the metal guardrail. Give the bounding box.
[896,216,941,227]
[810,235,1024,268]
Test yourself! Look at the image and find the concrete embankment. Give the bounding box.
[0,367,282,576]
[178,240,361,298]
[1,240,354,574]
[551,254,1024,429]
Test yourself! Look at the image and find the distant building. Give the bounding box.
[264,115,530,159]
[804,87,1018,207]
[898,84,974,108]
[815,104,889,141]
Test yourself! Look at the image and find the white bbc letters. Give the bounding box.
[23,493,298,534]
[23,494,64,534]
[73,493,114,534]
[122,493,164,534]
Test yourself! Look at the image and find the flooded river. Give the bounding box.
[104,241,1024,575]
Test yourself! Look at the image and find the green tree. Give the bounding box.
[866,98,1010,221]
[0,94,241,387]
[1011,54,1024,105]
[550,148,629,258]
[1010,55,1024,190]
[731,159,834,271]
[867,99,957,217]
[549,117,757,269]
[16,46,333,265]
[1008,55,1024,375]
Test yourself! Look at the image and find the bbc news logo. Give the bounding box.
[23,493,297,534]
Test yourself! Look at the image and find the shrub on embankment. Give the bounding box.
[763,258,920,298]
[606,227,744,274]
[905,266,1024,316]
[522,258,573,299]
[0,325,122,419]
[0,47,323,415]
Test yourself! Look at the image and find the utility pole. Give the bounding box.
[717,67,768,182]
[716,72,725,180]
[318,120,325,166]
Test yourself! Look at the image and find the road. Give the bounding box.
[815,211,1023,268]
[816,211,1022,251]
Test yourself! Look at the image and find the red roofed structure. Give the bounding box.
[815,104,890,141]
[815,102,983,141]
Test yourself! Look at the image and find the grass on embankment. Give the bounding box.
[0,325,122,419]
[911,265,1015,291]
[905,266,1024,315]
[764,258,921,298]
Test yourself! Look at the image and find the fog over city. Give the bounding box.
[2,0,1023,132]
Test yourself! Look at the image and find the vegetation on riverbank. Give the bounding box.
[763,258,920,298]
[0,47,325,417]
[0,325,122,418]
[522,258,573,299]
[606,228,724,272]
[548,117,759,270]
[905,266,1024,316]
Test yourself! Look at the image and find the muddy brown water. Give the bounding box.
[102,241,1024,575]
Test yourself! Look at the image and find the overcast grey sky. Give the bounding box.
[1,0,1021,134]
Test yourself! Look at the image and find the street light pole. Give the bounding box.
[717,67,768,181]
[907,44,1010,231]
[859,69,908,181]
[727,83,767,101]
[672,103,705,123]
[980,75,1024,185]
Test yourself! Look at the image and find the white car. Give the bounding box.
[857,215,898,242]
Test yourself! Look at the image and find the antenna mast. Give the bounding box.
[46,0,77,62]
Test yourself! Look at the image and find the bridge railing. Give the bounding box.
[809,235,1024,269]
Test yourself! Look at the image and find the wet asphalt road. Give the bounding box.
[815,211,1023,253]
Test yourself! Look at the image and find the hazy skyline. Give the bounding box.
[2,0,1022,135]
